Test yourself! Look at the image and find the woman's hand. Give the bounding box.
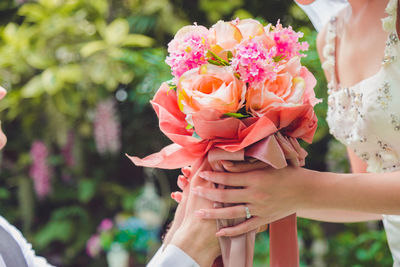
[170,166,221,267]
[191,161,310,237]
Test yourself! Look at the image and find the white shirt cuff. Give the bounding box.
[147,244,199,267]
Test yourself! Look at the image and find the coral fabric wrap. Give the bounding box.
[128,83,317,266]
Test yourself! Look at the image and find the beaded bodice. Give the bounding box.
[324,0,400,174]
[323,1,400,265]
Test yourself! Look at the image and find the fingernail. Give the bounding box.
[182,168,190,177]
[195,210,206,217]
[222,160,233,167]
[170,192,175,199]
[216,230,225,237]
[178,175,187,184]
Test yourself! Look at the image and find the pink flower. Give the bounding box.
[270,21,309,60]
[86,234,101,258]
[98,218,113,232]
[166,25,209,79]
[94,99,121,155]
[232,39,277,87]
[61,131,75,168]
[29,141,52,199]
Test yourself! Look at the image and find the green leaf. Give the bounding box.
[167,82,177,91]
[224,112,249,118]
[35,220,74,248]
[192,131,201,139]
[185,124,194,130]
[21,76,44,98]
[105,18,130,46]
[122,34,154,47]
[207,59,224,66]
[207,50,230,66]
[78,179,97,203]
[80,40,107,57]
[227,51,233,61]
[273,55,285,62]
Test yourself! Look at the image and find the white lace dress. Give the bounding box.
[0,216,54,267]
[324,0,400,265]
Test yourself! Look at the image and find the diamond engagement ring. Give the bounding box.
[245,206,251,219]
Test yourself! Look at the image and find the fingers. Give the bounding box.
[195,205,248,219]
[257,224,269,233]
[171,192,183,203]
[181,166,191,178]
[191,186,249,203]
[221,160,269,173]
[177,175,189,190]
[198,171,249,187]
[216,217,264,237]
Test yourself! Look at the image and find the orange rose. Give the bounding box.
[177,64,246,125]
[246,57,319,117]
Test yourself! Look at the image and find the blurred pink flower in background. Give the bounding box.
[61,131,75,168]
[86,234,101,258]
[98,218,114,232]
[29,141,52,199]
[94,99,121,155]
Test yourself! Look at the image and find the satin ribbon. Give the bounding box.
[205,132,306,267]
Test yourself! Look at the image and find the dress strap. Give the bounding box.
[322,17,338,93]
[382,0,400,66]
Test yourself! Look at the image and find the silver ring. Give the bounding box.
[244,206,251,219]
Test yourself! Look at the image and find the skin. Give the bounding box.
[165,167,221,266]
[188,0,400,237]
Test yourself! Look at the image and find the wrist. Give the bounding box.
[170,225,218,266]
[292,167,318,210]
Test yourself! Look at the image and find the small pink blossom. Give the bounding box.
[86,234,101,258]
[166,25,209,79]
[270,21,309,60]
[94,99,121,155]
[232,39,277,87]
[29,141,52,199]
[98,218,113,232]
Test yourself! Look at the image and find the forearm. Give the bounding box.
[298,209,382,223]
[300,168,400,215]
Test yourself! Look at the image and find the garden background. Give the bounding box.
[0,0,392,266]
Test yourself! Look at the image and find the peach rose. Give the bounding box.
[207,21,242,59]
[207,19,274,60]
[246,57,319,117]
[177,64,246,125]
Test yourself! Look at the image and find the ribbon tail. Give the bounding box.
[270,213,299,267]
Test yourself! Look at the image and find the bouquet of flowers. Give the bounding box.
[129,18,320,267]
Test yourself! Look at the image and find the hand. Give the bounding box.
[170,167,221,267]
[163,168,191,245]
[191,161,308,237]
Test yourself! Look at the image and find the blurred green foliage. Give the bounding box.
[0,0,392,266]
